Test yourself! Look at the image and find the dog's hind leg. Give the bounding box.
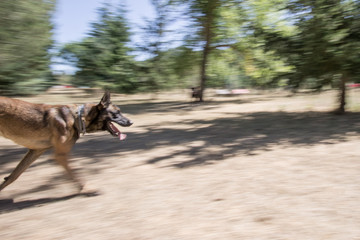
[0,149,46,192]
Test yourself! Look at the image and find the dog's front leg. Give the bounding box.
[54,149,84,192]
[0,149,46,192]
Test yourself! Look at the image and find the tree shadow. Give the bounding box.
[0,148,52,175]
[72,110,360,168]
[0,148,27,174]
[121,99,253,115]
[1,107,360,196]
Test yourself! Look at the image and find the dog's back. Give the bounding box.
[0,97,76,149]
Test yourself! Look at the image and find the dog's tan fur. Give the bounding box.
[0,91,132,193]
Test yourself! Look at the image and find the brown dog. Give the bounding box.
[0,91,132,193]
[191,87,201,101]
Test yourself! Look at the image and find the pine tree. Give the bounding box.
[0,0,55,94]
[60,4,136,92]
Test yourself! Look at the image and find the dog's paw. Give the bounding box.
[80,185,101,196]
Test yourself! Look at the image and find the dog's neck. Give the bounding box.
[77,105,86,136]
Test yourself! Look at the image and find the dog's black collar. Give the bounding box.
[77,105,86,136]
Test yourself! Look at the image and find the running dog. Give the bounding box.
[0,91,132,193]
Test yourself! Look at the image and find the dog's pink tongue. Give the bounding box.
[110,122,127,141]
[119,133,127,141]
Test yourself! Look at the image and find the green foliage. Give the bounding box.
[168,0,295,94]
[54,0,359,105]
[169,0,246,100]
[257,0,360,88]
[1,0,359,99]
[0,0,55,94]
[60,4,137,93]
[137,0,176,91]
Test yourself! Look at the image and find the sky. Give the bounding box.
[53,0,154,44]
[52,0,156,72]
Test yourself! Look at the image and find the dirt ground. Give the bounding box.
[0,89,360,240]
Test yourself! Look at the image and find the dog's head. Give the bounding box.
[85,91,133,140]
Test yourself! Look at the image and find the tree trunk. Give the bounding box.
[335,74,347,114]
[198,0,218,102]
[199,43,210,102]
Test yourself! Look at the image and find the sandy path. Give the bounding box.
[0,90,359,239]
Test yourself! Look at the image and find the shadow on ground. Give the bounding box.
[0,192,98,214]
[72,110,360,168]
[1,110,360,171]
[119,95,277,115]
[1,101,360,197]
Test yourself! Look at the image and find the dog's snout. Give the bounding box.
[120,117,133,126]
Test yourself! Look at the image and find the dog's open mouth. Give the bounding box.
[107,122,127,141]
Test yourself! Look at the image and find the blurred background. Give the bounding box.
[1,1,360,238]
[0,0,359,109]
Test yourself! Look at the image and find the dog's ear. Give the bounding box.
[98,91,111,109]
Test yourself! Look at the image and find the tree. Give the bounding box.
[257,0,360,113]
[172,0,244,101]
[60,4,136,92]
[288,0,360,113]
[0,0,55,94]
[138,0,175,91]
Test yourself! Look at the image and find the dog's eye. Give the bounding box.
[111,112,117,118]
